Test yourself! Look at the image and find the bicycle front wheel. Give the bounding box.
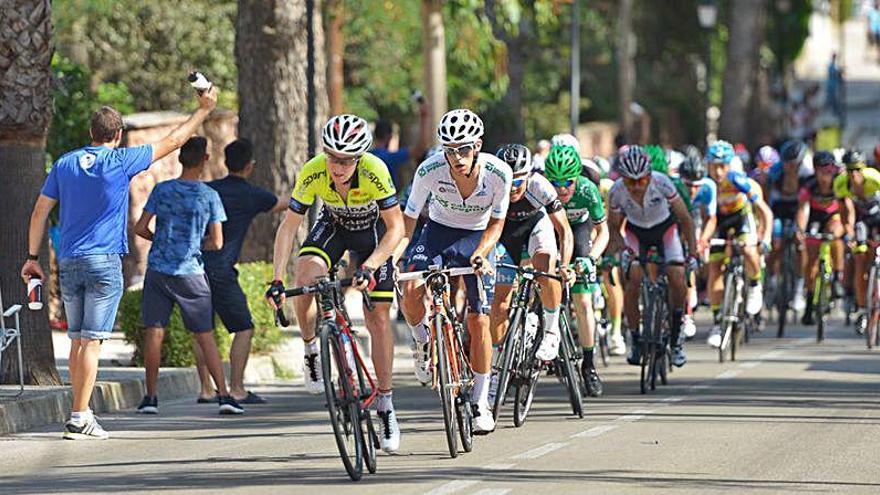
[493,307,523,422]
[816,263,830,343]
[434,314,459,458]
[558,309,584,417]
[320,325,364,481]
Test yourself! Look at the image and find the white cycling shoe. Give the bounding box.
[682,314,697,338]
[377,408,401,454]
[609,332,627,356]
[303,352,324,395]
[411,340,431,386]
[746,283,764,316]
[535,331,560,361]
[473,401,495,435]
[707,325,722,348]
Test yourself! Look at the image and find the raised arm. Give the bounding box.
[150,86,218,162]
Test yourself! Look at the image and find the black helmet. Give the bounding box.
[781,140,807,164]
[679,155,706,181]
[813,150,840,173]
[843,150,866,170]
[495,143,532,174]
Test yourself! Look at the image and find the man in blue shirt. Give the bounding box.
[22,87,219,440]
[370,98,430,190]
[134,137,243,416]
[196,139,285,404]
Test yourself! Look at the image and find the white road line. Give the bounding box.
[615,409,655,423]
[687,384,711,391]
[424,480,480,495]
[738,361,760,369]
[483,463,516,471]
[715,369,742,379]
[513,442,569,459]
[572,424,619,438]
[472,490,512,495]
[662,396,684,402]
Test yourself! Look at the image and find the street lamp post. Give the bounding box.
[570,0,580,136]
[698,0,718,145]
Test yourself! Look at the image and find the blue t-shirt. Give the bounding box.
[691,178,717,217]
[370,147,410,190]
[869,9,880,33]
[144,179,227,276]
[203,176,277,270]
[41,144,153,260]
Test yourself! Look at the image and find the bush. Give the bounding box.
[120,262,282,367]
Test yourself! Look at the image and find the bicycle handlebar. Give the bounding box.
[274,277,374,328]
[497,262,564,282]
[396,265,486,307]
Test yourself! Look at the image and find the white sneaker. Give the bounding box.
[473,402,495,434]
[62,417,109,440]
[707,325,722,348]
[535,331,560,361]
[486,371,499,407]
[671,346,687,367]
[411,340,431,386]
[682,314,697,338]
[609,332,627,356]
[377,408,401,453]
[792,286,806,312]
[746,283,763,315]
[303,352,324,395]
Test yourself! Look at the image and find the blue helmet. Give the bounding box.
[705,140,735,165]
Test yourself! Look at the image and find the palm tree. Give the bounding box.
[0,0,61,385]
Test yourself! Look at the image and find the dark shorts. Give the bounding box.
[298,212,394,302]
[142,269,214,333]
[771,198,799,221]
[406,220,496,314]
[206,266,254,333]
[623,216,684,264]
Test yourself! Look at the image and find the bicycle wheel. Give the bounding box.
[492,307,523,422]
[362,410,378,474]
[640,291,656,394]
[434,314,459,457]
[777,244,795,338]
[320,325,364,481]
[719,272,738,363]
[558,309,584,418]
[453,325,474,453]
[867,265,880,349]
[816,262,829,343]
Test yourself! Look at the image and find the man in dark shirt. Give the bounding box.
[197,139,286,403]
[371,98,430,190]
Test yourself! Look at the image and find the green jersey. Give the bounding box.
[670,176,692,211]
[563,176,606,225]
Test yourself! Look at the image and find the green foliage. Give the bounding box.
[766,0,813,69]
[52,0,238,112]
[47,54,135,162]
[119,262,282,367]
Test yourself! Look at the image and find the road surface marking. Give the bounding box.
[514,442,569,459]
[484,463,515,471]
[572,424,619,438]
[424,480,480,495]
[472,490,512,495]
[615,409,655,423]
[738,361,760,369]
[715,369,742,379]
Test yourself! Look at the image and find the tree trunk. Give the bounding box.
[422,0,447,135]
[617,0,635,141]
[236,0,328,262]
[0,0,61,385]
[485,0,527,144]
[720,0,767,143]
[325,0,345,115]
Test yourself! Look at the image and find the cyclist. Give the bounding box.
[541,144,610,394]
[767,140,810,310]
[704,140,773,348]
[834,150,880,333]
[266,114,404,453]
[750,145,780,197]
[680,153,717,334]
[607,146,697,368]
[594,155,626,356]
[797,151,846,325]
[399,108,512,434]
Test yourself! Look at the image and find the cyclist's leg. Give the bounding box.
[604,265,625,353]
[530,216,562,359]
[707,235,725,346]
[740,212,763,314]
[490,237,521,345]
[660,224,687,364]
[294,215,343,343]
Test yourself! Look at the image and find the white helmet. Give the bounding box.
[617,145,652,179]
[322,114,372,155]
[551,133,580,151]
[437,109,484,145]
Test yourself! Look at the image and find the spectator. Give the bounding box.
[371,99,430,189]
[193,139,286,404]
[532,139,551,172]
[133,137,242,416]
[826,52,843,120]
[21,87,219,440]
[868,1,880,47]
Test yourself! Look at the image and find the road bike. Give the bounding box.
[804,227,836,343]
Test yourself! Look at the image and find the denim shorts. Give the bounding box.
[59,254,124,341]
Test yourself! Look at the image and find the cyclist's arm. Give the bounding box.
[272,209,305,281]
[590,220,609,260]
[699,214,716,249]
[607,209,625,254]
[474,217,504,261]
[841,197,856,238]
[795,197,810,233]
[394,213,419,265]
[753,197,774,245]
[671,196,697,255]
[548,209,574,266]
[363,205,404,270]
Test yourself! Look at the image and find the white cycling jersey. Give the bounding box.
[507,172,562,222]
[405,152,512,230]
[608,171,679,229]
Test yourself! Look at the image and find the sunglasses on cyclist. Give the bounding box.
[623,176,650,187]
[326,151,360,166]
[550,178,575,188]
[443,144,476,157]
[511,177,528,188]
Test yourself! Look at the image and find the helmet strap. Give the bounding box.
[466,153,479,178]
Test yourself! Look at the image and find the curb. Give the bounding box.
[0,367,198,436]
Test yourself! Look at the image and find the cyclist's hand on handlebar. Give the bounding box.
[560,264,576,286]
[686,254,700,273]
[353,265,377,292]
[760,238,772,254]
[470,254,493,276]
[265,280,286,309]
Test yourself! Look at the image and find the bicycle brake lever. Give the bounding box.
[362,291,375,312]
[275,308,290,328]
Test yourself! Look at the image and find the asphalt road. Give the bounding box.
[2,317,879,495]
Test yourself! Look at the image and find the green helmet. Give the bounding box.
[544,145,581,180]
[645,144,668,175]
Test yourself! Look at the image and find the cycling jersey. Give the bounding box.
[289,152,398,231]
[716,170,759,216]
[608,172,678,229]
[670,176,693,212]
[799,178,840,216]
[564,176,606,226]
[507,173,563,222]
[691,178,718,217]
[405,152,512,230]
[833,167,880,214]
